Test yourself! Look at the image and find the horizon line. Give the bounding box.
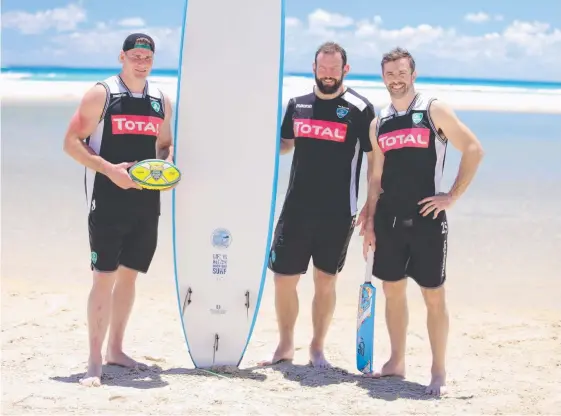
[2,65,561,85]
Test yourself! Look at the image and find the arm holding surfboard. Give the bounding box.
[63,84,142,190]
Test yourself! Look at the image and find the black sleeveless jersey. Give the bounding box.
[281,87,375,217]
[375,93,448,215]
[84,75,166,218]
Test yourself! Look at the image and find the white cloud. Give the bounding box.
[465,12,490,23]
[465,12,505,24]
[282,10,561,80]
[1,3,86,34]
[117,17,146,28]
[308,9,354,29]
[50,25,181,59]
[3,7,560,80]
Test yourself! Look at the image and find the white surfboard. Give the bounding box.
[171,0,285,368]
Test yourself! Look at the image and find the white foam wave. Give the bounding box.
[1,75,560,113]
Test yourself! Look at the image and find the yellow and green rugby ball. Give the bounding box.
[128,159,182,190]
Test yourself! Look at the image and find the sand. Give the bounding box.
[2,91,561,415]
[2,237,561,415]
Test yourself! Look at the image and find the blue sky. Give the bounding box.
[2,0,561,80]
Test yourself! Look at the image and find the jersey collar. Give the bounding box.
[117,74,148,98]
[390,92,420,115]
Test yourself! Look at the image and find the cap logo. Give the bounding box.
[134,37,153,50]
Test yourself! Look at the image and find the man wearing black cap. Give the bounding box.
[63,32,174,387]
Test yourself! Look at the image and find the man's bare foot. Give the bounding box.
[309,349,331,368]
[257,344,294,366]
[426,373,447,396]
[366,358,405,378]
[79,359,102,387]
[106,350,146,370]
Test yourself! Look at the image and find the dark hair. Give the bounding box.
[314,41,347,66]
[381,47,415,72]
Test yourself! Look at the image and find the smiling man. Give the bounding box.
[63,33,174,387]
[259,42,376,369]
[361,47,484,396]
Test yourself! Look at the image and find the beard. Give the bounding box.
[386,81,411,98]
[315,75,343,95]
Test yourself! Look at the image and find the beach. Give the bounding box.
[2,73,561,415]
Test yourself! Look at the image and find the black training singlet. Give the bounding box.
[84,75,166,218]
[375,93,448,215]
[281,87,375,217]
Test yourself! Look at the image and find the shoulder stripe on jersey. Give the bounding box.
[342,90,368,111]
[146,81,166,117]
[374,116,381,139]
[158,87,166,117]
[96,81,111,121]
[426,98,447,144]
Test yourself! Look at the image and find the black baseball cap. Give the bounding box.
[122,33,155,53]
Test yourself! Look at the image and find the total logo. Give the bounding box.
[111,115,163,136]
[378,127,430,152]
[293,118,348,142]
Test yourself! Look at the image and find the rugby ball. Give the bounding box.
[128,159,181,190]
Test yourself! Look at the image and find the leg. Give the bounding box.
[308,214,355,368]
[258,272,301,365]
[421,285,449,396]
[105,266,140,368]
[408,211,449,395]
[309,267,337,368]
[106,214,159,368]
[80,270,117,386]
[80,213,124,387]
[373,280,408,378]
[368,204,410,378]
[259,212,312,366]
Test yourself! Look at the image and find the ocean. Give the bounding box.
[3,66,561,91]
[1,66,560,300]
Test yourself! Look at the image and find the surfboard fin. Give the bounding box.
[244,290,250,318]
[181,287,193,316]
[212,334,220,364]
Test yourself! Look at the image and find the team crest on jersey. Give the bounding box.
[336,106,349,119]
[151,100,161,113]
[412,112,424,124]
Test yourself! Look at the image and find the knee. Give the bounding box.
[274,274,299,291]
[90,273,116,301]
[313,269,336,296]
[117,266,139,285]
[382,280,406,300]
[422,287,447,312]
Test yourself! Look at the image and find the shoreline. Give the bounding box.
[2,79,561,114]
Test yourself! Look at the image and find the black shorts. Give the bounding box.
[372,201,448,288]
[88,212,159,274]
[268,212,356,276]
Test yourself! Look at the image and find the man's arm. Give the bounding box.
[279,98,296,155]
[365,117,385,225]
[156,92,174,162]
[62,83,112,174]
[429,100,485,201]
